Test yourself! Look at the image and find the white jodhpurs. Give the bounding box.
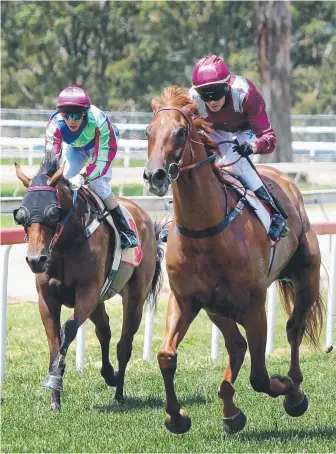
[62,145,112,199]
[211,129,263,192]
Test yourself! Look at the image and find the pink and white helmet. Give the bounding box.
[56,85,91,109]
[192,55,230,90]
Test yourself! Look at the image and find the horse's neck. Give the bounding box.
[173,145,225,230]
[57,183,84,234]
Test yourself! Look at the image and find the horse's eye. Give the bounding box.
[174,128,187,145]
[176,128,186,138]
[44,204,62,225]
[13,207,29,226]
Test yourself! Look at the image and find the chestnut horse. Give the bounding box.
[14,155,164,411]
[144,86,325,434]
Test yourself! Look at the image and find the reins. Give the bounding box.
[154,107,242,180]
[154,106,247,238]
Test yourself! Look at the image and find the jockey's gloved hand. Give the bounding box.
[233,141,253,158]
[68,174,85,190]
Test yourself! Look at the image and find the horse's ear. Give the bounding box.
[151,98,161,113]
[15,163,31,188]
[48,163,65,187]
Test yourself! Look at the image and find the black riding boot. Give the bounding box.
[159,228,169,243]
[254,186,290,242]
[109,205,139,249]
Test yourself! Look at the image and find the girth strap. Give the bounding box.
[176,190,247,239]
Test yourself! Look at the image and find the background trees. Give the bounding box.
[1,1,335,160]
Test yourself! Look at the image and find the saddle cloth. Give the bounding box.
[119,206,143,267]
[81,187,143,267]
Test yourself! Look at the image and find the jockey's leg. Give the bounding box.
[62,145,89,179]
[225,130,289,242]
[89,170,138,249]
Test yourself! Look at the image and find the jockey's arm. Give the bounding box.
[45,118,63,157]
[82,115,117,182]
[244,90,276,155]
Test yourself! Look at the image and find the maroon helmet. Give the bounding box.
[192,55,230,90]
[56,85,91,110]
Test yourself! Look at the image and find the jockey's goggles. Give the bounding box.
[197,85,227,102]
[60,111,84,120]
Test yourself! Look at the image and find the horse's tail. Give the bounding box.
[276,279,326,348]
[146,221,165,310]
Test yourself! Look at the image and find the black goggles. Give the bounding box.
[13,204,64,229]
[13,186,64,229]
[197,85,227,102]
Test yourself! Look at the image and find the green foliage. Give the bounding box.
[1,1,335,113]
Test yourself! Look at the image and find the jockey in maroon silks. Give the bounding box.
[45,85,138,249]
[187,55,289,242]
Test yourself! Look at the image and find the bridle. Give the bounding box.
[154,106,242,181]
[154,106,217,181]
[153,106,247,239]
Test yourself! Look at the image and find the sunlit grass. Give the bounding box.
[1,298,335,453]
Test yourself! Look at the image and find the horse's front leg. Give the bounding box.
[43,287,100,397]
[244,300,294,398]
[38,293,62,411]
[158,292,199,434]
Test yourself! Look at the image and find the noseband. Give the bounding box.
[154,106,216,181]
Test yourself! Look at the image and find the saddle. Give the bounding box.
[216,172,272,235]
[80,187,143,301]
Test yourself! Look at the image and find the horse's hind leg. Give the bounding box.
[281,229,323,416]
[89,303,118,387]
[244,292,294,398]
[114,281,146,402]
[208,314,247,434]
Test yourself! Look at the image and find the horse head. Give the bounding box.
[14,155,70,273]
[144,86,205,196]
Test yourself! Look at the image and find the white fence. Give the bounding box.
[1,209,336,382]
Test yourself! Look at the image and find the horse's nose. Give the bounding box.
[152,168,168,187]
[143,168,151,183]
[26,254,48,273]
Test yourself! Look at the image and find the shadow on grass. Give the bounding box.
[240,427,336,441]
[91,394,206,413]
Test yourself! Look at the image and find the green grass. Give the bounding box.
[1,299,335,453]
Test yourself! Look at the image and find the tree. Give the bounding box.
[254,1,292,162]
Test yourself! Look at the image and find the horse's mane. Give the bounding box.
[154,85,221,158]
[37,153,71,188]
[39,153,60,176]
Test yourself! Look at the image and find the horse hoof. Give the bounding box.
[223,410,247,434]
[270,374,294,395]
[104,375,119,387]
[42,374,63,392]
[114,392,124,404]
[51,402,61,412]
[102,367,118,387]
[164,409,191,434]
[284,392,309,417]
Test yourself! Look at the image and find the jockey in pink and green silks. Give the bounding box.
[44,85,139,249]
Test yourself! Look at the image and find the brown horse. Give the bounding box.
[144,86,325,434]
[14,154,164,411]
